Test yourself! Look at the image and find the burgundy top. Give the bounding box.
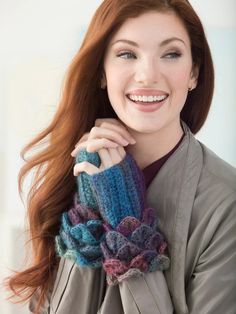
[143,133,185,188]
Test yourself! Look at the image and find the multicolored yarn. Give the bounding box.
[76,149,101,210]
[89,153,146,228]
[55,193,105,268]
[55,149,104,268]
[100,207,170,285]
[88,153,169,284]
[55,149,170,282]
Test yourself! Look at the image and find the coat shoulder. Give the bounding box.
[198,141,236,194]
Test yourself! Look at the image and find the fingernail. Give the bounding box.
[130,138,136,144]
[122,139,129,146]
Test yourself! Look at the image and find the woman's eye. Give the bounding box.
[117,51,136,59]
[163,52,182,59]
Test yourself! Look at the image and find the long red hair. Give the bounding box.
[4,0,214,312]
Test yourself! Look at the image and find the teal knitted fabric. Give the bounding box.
[55,194,104,268]
[55,149,104,268]
[89,153,145,228]
[55,149,170,283]
[76,149,100,210]
[88,154,170,284]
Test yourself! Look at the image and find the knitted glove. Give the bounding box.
[88,153,170,285]
[55,149,104,268]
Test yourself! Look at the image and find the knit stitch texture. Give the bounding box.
[55,193,105,268]
[55,149,170,283]
[89,153,146,228]
[76,149,100,210]
[55,150,104,267]
[88,153,170,283]
[100,207,170,285]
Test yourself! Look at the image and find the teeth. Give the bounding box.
[128,94,167,102]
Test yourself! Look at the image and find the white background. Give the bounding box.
[0,1,235,313]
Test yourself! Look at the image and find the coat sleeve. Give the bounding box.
[119,271,173,314]
[29,259,174,314]
[46,258,106,314]
[28,258,104,314]
[28,277,55,314]
[186,199,236,314]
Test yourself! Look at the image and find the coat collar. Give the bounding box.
[146,120,203,314]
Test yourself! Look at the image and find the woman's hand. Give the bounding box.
[71,118,136,156]
[71,118,136,176]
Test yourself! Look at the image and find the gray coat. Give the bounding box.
[29,121,236,314]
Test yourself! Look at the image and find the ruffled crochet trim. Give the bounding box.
[55,197,104,268]
[105,254,170,285]
[100,208,170,285]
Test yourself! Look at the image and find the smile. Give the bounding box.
[127,94,169,103]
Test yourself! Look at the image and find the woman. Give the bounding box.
[5,0,236,313]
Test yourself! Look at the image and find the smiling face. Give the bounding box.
[102,10,198,135]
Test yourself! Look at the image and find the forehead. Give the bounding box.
[108,10,190,47]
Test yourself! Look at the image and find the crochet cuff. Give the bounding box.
[89,153,146,228]
[55,194,104,268]
[100,207,170,285]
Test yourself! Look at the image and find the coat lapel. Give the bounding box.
[146,121,203,313]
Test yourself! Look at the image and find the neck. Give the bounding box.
[126,119,184,169]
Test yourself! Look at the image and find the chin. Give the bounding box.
[126,122,161,134]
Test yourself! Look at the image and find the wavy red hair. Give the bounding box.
[4,0,214,312]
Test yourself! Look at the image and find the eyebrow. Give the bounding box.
[111,37,186,47]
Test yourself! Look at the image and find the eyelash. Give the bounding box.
[164,52,182,59]
[116,51,182,60]
[117,51,136,59]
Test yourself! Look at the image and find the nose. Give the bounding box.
[134,57,161,85]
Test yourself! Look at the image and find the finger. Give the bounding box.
[74,119,125,148]
[98,148,114,169]
[71,138,119,156]
[73,161,100,176]
[117,146,126,160]
[95,120,136,144]
[89,126,133,147]
[107,147,123,165]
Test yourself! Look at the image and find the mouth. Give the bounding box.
[127,94,168,104]
[126,93,169,112]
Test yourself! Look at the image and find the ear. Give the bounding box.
[189,63,199,90]
[101,71,107,89]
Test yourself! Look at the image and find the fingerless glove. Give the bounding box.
[55,150,104,268]
[88,153,170,285]
[55,149,170,283]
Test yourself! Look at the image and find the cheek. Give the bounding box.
[176,72,190,86]
[106,67,128,97]
[104,58,131,88]
[106,78,120,103]
[165,61,192,88]
[105,76,122,111]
